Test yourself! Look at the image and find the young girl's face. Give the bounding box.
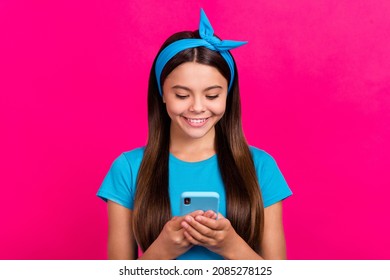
[162,62,228,142]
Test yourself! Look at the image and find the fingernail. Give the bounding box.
[185,216,193,222]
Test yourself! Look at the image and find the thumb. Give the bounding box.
[170,215,188,231]
[217,213,225,220]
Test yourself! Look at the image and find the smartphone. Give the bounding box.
[180,191,219,218]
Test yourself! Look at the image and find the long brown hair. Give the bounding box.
[133,31,264,254]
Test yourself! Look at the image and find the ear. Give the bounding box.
[162,95,166,103]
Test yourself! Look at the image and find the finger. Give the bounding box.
[182,222,214,245]
[174,210,204,231]
[169,216,186,230]
[189,210,205,217]
[194,214,228,231]
[171,214,202,231]
[183,230,201,245]
[203,210,217,219]
[182,215,217,238]
[177,228,193,247]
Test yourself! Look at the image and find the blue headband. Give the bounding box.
[155,8,247,96]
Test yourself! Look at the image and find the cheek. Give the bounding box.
[210,102,226,116]
[165,101,186,117]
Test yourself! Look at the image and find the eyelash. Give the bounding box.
[175,94,188,99]
[175,94,219,100]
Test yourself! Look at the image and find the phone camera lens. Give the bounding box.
[184,198,191,205]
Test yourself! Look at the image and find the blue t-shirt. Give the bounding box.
[97,146,292,260]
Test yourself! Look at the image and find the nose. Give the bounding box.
[189,96,205,113]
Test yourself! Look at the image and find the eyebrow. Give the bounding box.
[171,85,223,92]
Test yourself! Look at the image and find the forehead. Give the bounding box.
[164,62,228,89]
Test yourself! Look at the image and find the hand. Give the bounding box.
[180,212,239,257]
[146,210,204,259]
[202,210,218,219]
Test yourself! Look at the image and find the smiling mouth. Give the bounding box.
[184,117,208,123]
[182,116,210,127]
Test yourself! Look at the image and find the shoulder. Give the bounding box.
[248,145,292,207]
[248,145,277,169]
[109,146,145,176]
[121,146,145,165]
[97,147,145,209]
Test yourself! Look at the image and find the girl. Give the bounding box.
[97,9,292,260]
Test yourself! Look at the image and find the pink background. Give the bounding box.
[1,0,389,259]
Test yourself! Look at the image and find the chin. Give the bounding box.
[182,126,213,140]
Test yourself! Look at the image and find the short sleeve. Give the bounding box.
[251,147,292,208]
[97,153,134,209]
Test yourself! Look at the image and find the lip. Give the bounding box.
[182,116,210,128]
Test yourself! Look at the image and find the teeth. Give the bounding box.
[187,118,206,123]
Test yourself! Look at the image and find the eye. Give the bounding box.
[175,94,188,99]
[206,95,219,100]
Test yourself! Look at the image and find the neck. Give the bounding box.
[169,127,216,161]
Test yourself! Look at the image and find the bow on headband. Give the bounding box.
[155,8,247,96]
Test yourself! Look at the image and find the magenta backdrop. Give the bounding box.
[1,0,389,260]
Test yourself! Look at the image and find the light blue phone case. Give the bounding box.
[180,191,219,217]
